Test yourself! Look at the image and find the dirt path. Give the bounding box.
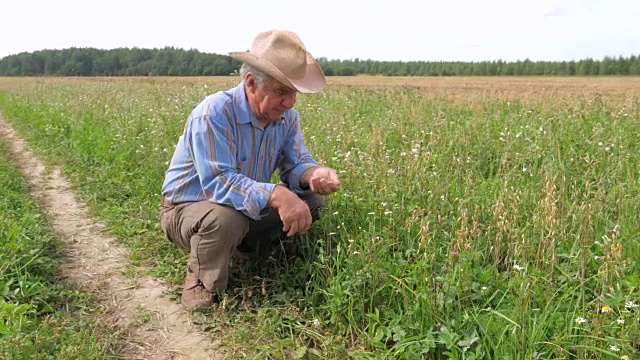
[0,115,223,360]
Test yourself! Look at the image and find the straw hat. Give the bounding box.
[229,30,327,94]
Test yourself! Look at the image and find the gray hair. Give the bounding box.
[239,63,274,89]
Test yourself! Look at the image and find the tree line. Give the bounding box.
[1,47,640,77]
[0,47,240,77]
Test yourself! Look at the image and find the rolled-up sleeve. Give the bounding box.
[277,111,318,194]
[189,114,276,220]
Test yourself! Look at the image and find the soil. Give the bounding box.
[0,115,223,360]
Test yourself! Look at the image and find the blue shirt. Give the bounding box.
[161,83,318,220]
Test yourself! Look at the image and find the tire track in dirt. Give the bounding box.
[0,115,223,360]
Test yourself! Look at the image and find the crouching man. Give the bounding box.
[160,30,340,311]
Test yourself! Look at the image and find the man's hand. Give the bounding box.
[268,185,313,237]
[302,167,341,195]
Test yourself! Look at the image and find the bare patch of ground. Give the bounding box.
[0,115,223,360]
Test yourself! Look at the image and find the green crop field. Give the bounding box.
[0,76,639,359]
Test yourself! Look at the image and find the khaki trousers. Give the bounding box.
[159,192,325,292]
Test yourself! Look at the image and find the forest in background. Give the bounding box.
[1,47,640,77]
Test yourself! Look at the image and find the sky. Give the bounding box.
[1,0,639,62]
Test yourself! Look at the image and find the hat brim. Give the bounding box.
[229,51,326,94]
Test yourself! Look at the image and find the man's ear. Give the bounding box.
[245,73,256,94]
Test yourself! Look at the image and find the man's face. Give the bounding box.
[247,74,297,123]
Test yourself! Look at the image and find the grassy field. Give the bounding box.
[0,76,639,359]
[0,138,114,359]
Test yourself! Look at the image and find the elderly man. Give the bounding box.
[160,30,340,311]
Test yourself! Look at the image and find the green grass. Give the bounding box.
[0,138,116,359]
[1,78,639,359]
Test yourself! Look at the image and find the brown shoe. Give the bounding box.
[181,270,216,311]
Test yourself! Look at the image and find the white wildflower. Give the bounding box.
[574,317,587,324]
[312,319,321,327]
[513,264,524,271]
[609,345,620,352]
[616,318,625,324]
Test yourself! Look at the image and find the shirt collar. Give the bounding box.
[233,82,254,125]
